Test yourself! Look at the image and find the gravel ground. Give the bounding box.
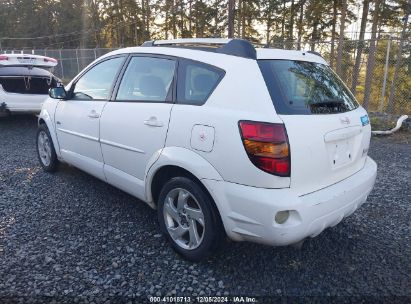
[0,115,410,303]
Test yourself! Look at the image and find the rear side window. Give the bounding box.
[258,60,359,115]
[177,60,224,105]
[116,56,176,102]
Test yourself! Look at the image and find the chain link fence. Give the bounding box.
[1,38,410,114]
[0,48,116,83]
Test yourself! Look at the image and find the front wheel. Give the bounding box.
[157,177,224,261]
[36,124,58,172]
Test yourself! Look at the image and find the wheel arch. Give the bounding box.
[150,165,208,207]
[145,147,223,208]
[38,109,62,158]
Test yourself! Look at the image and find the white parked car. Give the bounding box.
[37,38,377,261]
[0,54,58,116]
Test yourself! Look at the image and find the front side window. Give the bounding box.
[71,56,125,100]
[116,56,176,102]
[177,60,224,105]
[258,60,359,115]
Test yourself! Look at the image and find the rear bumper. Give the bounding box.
[0,90,45,113]
[203,156,377,246]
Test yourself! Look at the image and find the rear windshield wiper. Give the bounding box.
[310,98,345,107]
[309,98,349,114]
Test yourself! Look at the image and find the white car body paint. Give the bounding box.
[38,41,377,246]
[0,86,48,112]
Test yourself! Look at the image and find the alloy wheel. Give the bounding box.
[37,130,52,166]
[163,188,205,250]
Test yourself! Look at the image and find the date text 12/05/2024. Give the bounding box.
[149,296,258,303]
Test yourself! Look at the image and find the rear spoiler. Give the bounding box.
[0,54,58,68]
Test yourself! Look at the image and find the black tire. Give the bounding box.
[0,110,11,119]
[36,124,59,172]
[157,176,224,262]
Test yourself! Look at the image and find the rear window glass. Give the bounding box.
[258,60,359,115]
[177,60,224,105]
[0,77,56,94]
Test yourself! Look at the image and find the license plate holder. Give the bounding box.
[330,139,352,168]
[17,57,36,65]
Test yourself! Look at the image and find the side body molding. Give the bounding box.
[145,146,224,206]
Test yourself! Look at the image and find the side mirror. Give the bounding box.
[49,87,67,99]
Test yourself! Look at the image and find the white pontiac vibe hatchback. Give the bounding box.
[37,38,377,261]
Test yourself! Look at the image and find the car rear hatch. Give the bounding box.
[258,58,371,195]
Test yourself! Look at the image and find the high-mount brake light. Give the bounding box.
[239,121,290,176]
[0,55,8,61]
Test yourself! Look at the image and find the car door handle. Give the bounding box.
[88,110,100,119]
[144,117,163,127]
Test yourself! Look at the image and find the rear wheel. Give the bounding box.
[36,124,58,172]
[157,177,223,261]
[0,109,10,118]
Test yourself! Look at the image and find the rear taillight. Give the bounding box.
[239,121,290,176]
[0,55,8,61]
[44,57,57,63]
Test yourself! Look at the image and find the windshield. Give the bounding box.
[258,60,359,115]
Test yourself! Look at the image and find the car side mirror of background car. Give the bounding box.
[49,87,67,99]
